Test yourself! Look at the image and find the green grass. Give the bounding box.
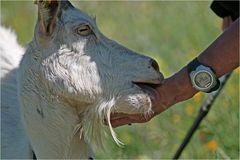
[1,1,239,159]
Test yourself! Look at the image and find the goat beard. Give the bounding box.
[73,97,153,150]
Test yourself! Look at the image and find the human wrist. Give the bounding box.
[172,67,197,103]
[159,67,197,108]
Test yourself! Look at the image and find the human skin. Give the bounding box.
[110,17,239,128]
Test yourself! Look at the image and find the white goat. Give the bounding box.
[1,0,164,159]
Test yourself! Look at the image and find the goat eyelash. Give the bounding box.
[75,24,94,37]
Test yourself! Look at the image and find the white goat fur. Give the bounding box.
[1,1,163,159]
[0,27,32,158]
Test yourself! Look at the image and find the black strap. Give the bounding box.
[187,58,202,73]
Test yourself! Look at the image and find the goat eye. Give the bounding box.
[76,25,92,36]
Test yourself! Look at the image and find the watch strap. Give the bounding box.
[187,58,202,73]
[208,78,220,93]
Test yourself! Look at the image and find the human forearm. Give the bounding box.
[155,67,196,109]
[158,18,239,109]
[198,18,239,78]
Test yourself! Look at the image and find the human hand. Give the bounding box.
[109,85,168,128]
[109,79,172,128]
[110,68,197,128]
[109,85,168,127]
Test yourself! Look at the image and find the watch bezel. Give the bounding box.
[190,65,217,92]
[192,70,214,91]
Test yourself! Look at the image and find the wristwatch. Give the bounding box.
[187,58,220,93]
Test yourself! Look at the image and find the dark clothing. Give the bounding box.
[211,1,239,21]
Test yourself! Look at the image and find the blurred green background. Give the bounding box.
[1,1,239,159]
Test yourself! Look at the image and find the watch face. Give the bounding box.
[194,71,213,89]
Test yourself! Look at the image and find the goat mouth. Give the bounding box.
[133,82,161,98]
[133,82,161,89]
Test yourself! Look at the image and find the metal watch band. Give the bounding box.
[187,58,220,93]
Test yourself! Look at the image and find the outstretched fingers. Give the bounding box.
[109,113,153,128]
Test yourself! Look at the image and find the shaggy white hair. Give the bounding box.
[0,26,24,76]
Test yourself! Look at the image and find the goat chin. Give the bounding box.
[73,98,123,150]
[74,97,154,150]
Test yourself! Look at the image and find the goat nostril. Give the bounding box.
[150,59,159,72]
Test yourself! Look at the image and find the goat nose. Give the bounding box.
[149,59,160,72]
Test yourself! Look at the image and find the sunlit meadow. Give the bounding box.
[1,1,239,159]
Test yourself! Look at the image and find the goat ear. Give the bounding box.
[35,0,61,36]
